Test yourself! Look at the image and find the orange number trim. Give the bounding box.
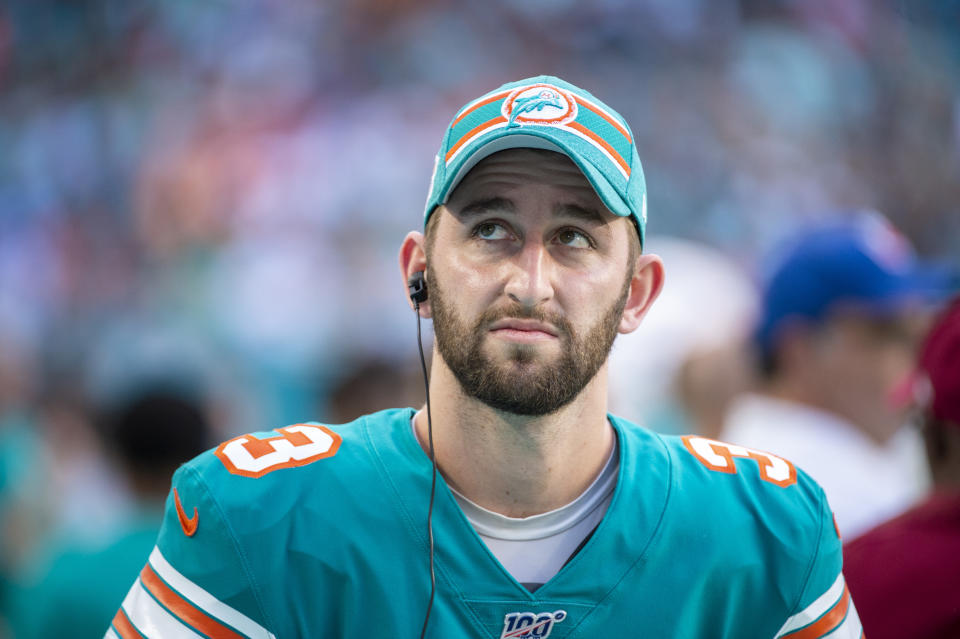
[681,435,797,488]
[215,423,342,478]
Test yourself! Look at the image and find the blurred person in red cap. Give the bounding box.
[720,211,953,538]
[843,296,960,639]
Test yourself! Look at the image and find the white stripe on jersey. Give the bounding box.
[148,546,277,639]
[121,578,206,638]
[774,573,850,637]
[828,600,863,639]
[104,628,121,639]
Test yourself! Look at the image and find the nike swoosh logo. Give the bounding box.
[174,488,199,537]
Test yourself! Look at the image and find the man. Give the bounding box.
[720,214,948,538]
[10,386,212,639]
[844,297,960,639]
[107,76,861,638]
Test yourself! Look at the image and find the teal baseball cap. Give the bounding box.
[423,75,647,246]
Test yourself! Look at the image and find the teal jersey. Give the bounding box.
[11,511,160,639]
[107,408,861,638]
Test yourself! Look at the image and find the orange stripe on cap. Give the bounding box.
[139,563,248,639]
[567,121,631,177]
[580,98,632,143]
[782,585,851,639]
[445,115,507,163]
[452,89,512,126]
[112,608,146,639]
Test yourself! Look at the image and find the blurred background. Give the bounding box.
[0,0,958,635]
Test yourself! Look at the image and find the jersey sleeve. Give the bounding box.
[773,487,863,639]
[105,462,277,639]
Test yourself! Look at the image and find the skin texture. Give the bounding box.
[428,237,633,417]
[398,149,663,517]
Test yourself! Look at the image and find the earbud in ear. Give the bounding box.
[408,271,428,304]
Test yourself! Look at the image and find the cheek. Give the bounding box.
[824,340,912,404]
[560,269,624,322]
[432,253,502,315]
[874,342,918,394]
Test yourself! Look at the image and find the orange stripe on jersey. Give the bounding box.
[452,90,512,126]
[782,585,851,639]
[567,121,631,176]
[112,608,146,639]
[445,115,507,162]
[140,563,247,639]
[580,99,632,143]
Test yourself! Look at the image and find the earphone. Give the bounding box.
[409,270,437,638]
[408,271,428,305]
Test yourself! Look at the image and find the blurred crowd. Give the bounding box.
[1,0,959,636]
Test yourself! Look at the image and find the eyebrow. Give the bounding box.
[455,198,607,227]
[554,203,606,227]
[456,197,514,219]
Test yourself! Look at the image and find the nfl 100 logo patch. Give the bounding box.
[499,610,567,638]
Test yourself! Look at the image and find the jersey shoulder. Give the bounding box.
[612,417,827,521]
[660,431,827,525]
[658,430,848,625]
[182,407,415,506]
[613,420,855,637]
[141,408,419,635]
[162,406,420,562]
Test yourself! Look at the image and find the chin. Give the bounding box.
[503,352,562,376]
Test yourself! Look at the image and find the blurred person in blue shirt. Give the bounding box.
[720,211,954,538]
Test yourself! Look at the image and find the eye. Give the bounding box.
[474,221,510,241]
[555,228,592,249]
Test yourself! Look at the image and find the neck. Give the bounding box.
[414,353,615,518]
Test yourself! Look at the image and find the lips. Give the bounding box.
[488,318,560,338]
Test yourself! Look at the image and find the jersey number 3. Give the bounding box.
[682,436,796,487]
[216,424,342,478]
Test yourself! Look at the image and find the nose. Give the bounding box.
[503,242,554,308]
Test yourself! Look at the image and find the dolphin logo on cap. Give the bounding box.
[507,89,565,128]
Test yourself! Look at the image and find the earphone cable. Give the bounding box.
[415,300,438,639]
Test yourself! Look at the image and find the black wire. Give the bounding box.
[415,300,438,639]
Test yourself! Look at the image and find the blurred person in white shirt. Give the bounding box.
[720,211,954,538]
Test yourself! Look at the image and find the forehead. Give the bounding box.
[447,148,610,215]
[824,307,924,341]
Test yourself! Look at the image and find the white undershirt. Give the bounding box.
[411,416,619,590]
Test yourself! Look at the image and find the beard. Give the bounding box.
[429,273,632,416]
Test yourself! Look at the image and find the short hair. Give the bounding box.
[424,204,442,257]
[98,387,211,477]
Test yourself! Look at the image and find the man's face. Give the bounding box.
[809,310,929,443]
[425,149,638,416]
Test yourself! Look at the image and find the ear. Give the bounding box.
[398,230,431,318]
[618,253,665,334]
